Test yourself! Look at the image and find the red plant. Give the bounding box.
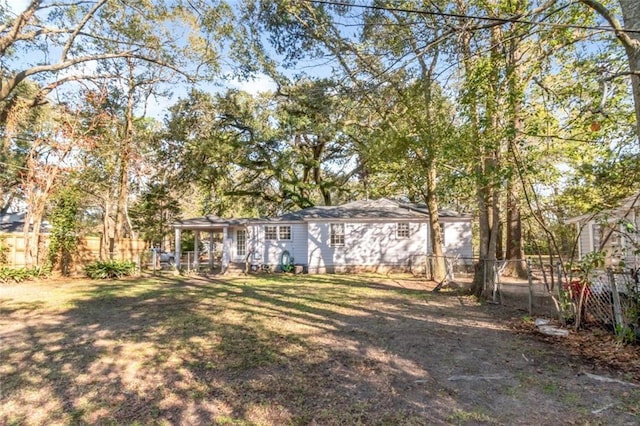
[564,279,592,300]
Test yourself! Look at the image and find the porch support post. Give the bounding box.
[209,232,215,270]
[174,228,182,269]
[222,227,229,272]
[194,230,200,271]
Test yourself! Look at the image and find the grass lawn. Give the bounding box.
[1,273,639,425]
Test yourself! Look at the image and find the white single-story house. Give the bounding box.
[171,198,473,274]
[567,192,640,269]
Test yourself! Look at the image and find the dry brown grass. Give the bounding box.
[1,273,638,425]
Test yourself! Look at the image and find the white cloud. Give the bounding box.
[228,74,277,95]
[7,0,31,14]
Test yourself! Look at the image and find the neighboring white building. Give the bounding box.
[567,192,640,269]
[172,198,473,274]
[0,211,51,233]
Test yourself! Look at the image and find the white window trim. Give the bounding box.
[278,225,292,241]
[265,225,277,241]
[396,222,410,239]
[330,223,345,247]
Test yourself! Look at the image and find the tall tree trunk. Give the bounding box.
[620,0,640,144]
[424,163,446,281]
[114,62,137,251]
[496,220,504,260]
[412,41,446,282]
[503,24,528,278]
[22,144,62,267]
[457,22,487,296]
[505,181,527,277]
[581,0,640,143]
[470,24,503,298]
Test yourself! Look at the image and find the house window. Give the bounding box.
[279,225,292,240]
[265,226,277,240]
[237,230,246,257]
[397,222,410,238]
[330,223,345,246]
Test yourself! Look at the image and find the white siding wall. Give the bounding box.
[578,215,640,268]
[578,223,592,259]
[576,219,640,270]
[442,220,473,262]
[307,221,428,273]
[252,223,308,268]
[572,221,609,265]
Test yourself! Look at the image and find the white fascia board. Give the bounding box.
[301,217,430,223]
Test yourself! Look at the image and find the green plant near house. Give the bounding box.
[0,267,28,283]
[0,266,51,284]
[85,259,137,279]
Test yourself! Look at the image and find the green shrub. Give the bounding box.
[0,266,51,284]
[85,259,137,279]
[29,265,52,279]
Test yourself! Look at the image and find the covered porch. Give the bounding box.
[172,216,251,273]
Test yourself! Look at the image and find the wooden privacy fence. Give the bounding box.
[0,233,148,271]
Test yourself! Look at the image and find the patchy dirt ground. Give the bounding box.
[1,273,639,425]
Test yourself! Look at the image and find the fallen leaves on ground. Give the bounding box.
[510,318,640,382]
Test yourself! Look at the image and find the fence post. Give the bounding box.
[483,257,487,295]
[526,259,533,315]
[608,268,625,334]
[492,262,500,304]
[556,261,564,324]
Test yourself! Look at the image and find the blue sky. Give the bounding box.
[6,0,279,120]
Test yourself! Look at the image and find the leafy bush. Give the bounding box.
[0,266,51,284]
[85,259,137,279]
[29,265,52,279]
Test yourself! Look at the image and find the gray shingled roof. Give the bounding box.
[275,199,431,221]
[172,198,468,229]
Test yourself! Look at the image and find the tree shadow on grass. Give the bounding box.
[1,275,636,425]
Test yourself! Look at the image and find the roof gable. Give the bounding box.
[567,191,640,224]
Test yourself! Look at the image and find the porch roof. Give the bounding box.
[172,216,259,230]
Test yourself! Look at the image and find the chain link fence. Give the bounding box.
[419,256,639,341]
[567,269,639,336]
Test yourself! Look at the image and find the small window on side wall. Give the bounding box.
[279,225,292,240]
[265,225,277,240]
[330,223,345,246]
[397,222,410,238]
